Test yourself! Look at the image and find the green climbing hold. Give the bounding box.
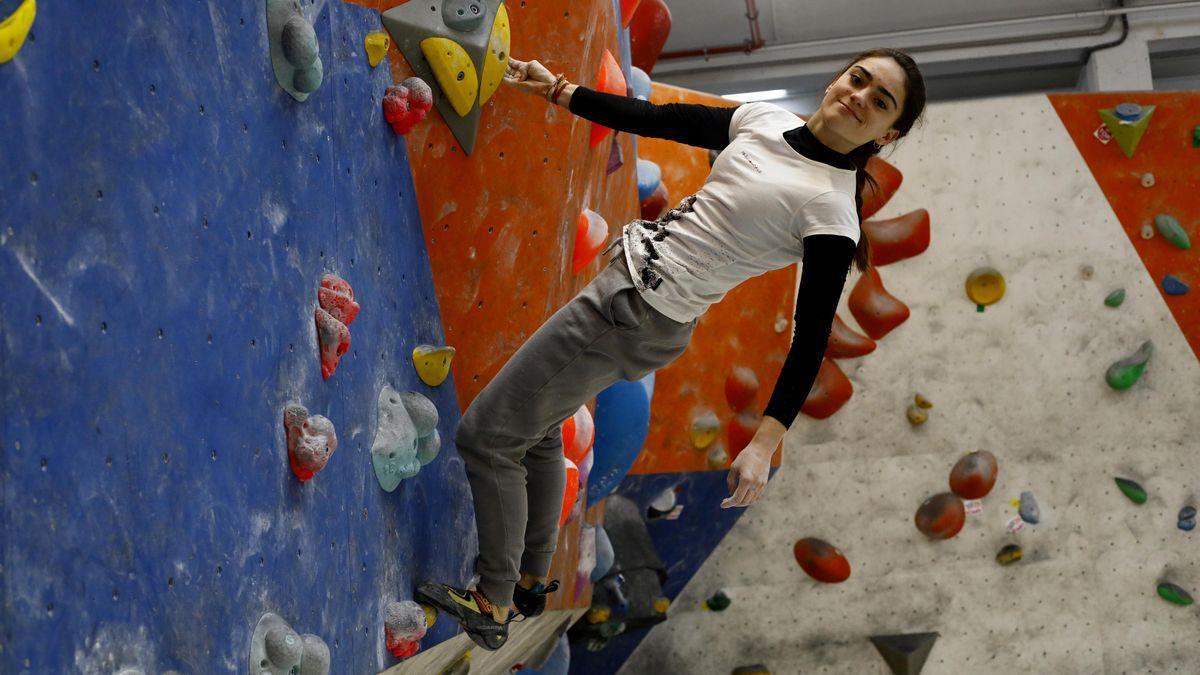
[1154,214,1191,250]
[1157,582,1194,606]
[1104,289,1125,307]
[1115,477,1147,504]
[1193,125,1200,148]
[703,589,732,612]
[1105,340,1153,390]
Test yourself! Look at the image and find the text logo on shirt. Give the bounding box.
[739,150,762,174]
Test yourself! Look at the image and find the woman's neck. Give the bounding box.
[804,112,857,155]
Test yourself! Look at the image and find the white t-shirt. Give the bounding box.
[620,101,861,324]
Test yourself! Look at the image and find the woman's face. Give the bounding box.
[819,56,907,149]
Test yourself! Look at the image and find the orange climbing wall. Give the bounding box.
[1050,93,1200,361]
[630,83,796,474]
[343,0,641,410]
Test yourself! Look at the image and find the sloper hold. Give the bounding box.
[640,182,668,221]
[826,314,876,358]
[793,537,851,583]
[266,0,324,102]
[860,156,903,219]
[573,209,609,274]
[724,366,760,412]
[412,344,456,386]
[948,450,998,499]
[800,358,853,419]
[965,267,1005,309]
[1098,104,1156,159]
[636,159,662,200]
[628,0,671,74]
[1105,340,1153,390]
[0,0,36,64]
[862,210,930,266]
[372,386,441,491]
[849,267,910,339]
[1114,477,1147,504]
[870,632,938,675]
[249,613,330,675]
[478,2,510,106]
[1154,214,1191,250]
[591,50,628,147]
[914,492,965,540]
[420,37,479,117]
[688,409,720,449]
[562,403,595,464]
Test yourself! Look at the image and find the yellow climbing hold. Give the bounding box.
[965,267,1006,309]
[364,31,389,68]
[586,607,611,624]
[478,2,510,106]
[420,37,479,117]
[421,603,438,628]
[689,410,720,449]
[412,344,456,387]
[0,0,36,64]
[652,597,671,614]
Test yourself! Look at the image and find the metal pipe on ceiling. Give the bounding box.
[658,0,1200,63]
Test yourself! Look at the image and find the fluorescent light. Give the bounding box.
[722,89,788,102]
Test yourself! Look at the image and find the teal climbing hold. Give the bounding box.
[1105,340,1152,390]
[1157,581,1194,606]
[870,633,938,675]
[1115,477,1147,504]
[1154,215,1191,250]
[1104,288,1125,307]
[1162,275,1189,296]
[267,0,324,101]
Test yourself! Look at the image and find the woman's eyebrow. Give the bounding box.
[854,66,897,108]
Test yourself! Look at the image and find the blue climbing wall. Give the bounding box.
[0,1,477,672]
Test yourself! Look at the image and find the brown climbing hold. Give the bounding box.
[862,210,930,266]
[793,537,851,583]
[724,366,760,412]
[949,450,998,499]
[800,358,853,419]
[826,314,876,359]
[906,405,927,426]
[849,267,910,340]
[860,156,903,220]
[915,492,966,540]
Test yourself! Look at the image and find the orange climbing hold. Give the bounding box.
[949,450,999,499]
[561,458,580,527]
[915,492,966,540]
[825,314,876,359]
[724,366,760,412]
[562,404,595,465]
[800,358,853,419]
[860,156,903,220]
[590,50,628,148]
[573,209,610,274]
[862,209,930,266]
[793,537,851,583]
[848,267,910,340]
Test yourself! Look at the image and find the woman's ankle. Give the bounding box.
[517,572,548,590]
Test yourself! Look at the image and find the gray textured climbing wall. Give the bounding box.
[620,94,1200,673]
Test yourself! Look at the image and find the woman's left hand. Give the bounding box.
[721,441,774,508]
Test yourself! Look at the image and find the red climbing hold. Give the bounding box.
[848,267,909,340]
[562,404,595,465]
[862,209,930,267]
[640,182,668,221]
[573,209,610,274]
[590,50,628,148]
[825,314,876,359]
[949,450,999,499]
[915,492,966,540]
[727,410,760,460]
[383,77,434,136]
[561,458,580,527]
[315,273,357,380]
[793,537,851,583]
[284,404,338,482]
[724,366,760,412]
[800,358,853,419]
[629,0,672,75]
[860,156,903,220]
[619,0,642,27]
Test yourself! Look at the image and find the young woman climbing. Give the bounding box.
[417,48,927,650]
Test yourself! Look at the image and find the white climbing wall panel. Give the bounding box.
[620,94,1200,674]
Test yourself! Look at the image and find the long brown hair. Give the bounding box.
[830,48,926,271]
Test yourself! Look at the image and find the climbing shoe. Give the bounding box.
[415,581,510,651]
[513,579,560,619]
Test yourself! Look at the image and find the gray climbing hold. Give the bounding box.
[267,0,324,101]
[249,613,330,675]
[870,632,938,675]
[1104,288,1125,307]
[442,0,486,32]
[1154,214,1191,250]
[1018,491,1040,524]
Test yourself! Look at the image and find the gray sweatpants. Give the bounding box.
[455,241,697,606]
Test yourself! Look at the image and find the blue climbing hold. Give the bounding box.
[592,525,615,582]
[636,159,662,202]
[587,372,654,505]
[1114,102,1144,121]
[517,634,570,674]
[1180,506,1196,531]
[1162,275,1189,295]
[629,66,652,101]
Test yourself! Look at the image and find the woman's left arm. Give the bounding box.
[722,234,856,508]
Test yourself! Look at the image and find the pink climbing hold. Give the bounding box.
[384,600,427,659]
[573,209,610,274]
[383,77,434,136]
[284,404,338,482]
[848,267,910,340]
[315,273,358,380]
[560,458,580,527]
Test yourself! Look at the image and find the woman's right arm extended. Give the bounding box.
[504,57,739,152]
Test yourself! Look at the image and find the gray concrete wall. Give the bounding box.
[619,94,1200,674]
